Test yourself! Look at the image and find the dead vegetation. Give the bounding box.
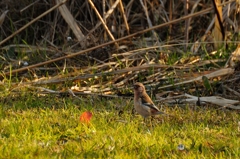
[0,0,240,109]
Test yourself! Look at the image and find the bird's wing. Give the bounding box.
[140,94,160,112]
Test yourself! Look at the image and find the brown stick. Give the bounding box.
[119,0,130,35]
[0,0,68,46]
[26,64,187,85]
[1,7,213,78]
[88,0,118,48]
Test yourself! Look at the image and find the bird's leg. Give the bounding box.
[143,117,146,123]
[144,117,153,130]
[143,117,152,133]
[150,116,155,130]
[143,117,150,127]
[143,117,148,126]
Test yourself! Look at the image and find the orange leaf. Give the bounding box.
[80,111,92,124]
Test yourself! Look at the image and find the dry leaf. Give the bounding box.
[0,10,9,26]
[80,111,93,124]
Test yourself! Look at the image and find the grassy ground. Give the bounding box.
[0,94,239,158]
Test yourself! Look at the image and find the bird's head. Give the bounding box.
[133,82,145,94]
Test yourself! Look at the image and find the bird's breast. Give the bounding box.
[134,98,151,118]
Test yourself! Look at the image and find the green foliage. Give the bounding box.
[167,52,179,65]
[0,94,239,158]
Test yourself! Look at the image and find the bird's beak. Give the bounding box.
[133,85,137,90]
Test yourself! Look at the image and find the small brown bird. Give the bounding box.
[133,82,165,118]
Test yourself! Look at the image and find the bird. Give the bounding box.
[133,82,165,119]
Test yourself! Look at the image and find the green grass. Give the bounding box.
[0,94,239,158]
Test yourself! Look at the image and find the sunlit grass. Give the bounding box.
[0,94,239,158]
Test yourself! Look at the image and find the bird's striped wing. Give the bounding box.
[140,95,160,112]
